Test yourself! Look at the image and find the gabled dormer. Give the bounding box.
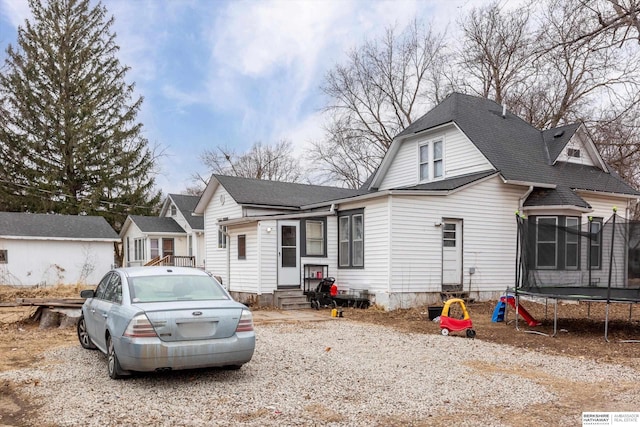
[544,123,608,171]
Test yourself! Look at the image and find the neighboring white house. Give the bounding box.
[0,212,120,286]
[120,194,205,268]
[194,93,640,310]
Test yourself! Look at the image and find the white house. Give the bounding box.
[194,93,640,310]
[120,194,205,268]
[0,212,120,286]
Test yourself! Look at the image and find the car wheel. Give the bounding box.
[466,329,476,339]
[107,335,126,379]
[77,315,96,350]
[441,328,449,336]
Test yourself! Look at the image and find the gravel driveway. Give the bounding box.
[2,319,639,426]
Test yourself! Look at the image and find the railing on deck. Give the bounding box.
[144,255,196,267]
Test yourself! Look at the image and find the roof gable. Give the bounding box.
[0,212,119,240]
[126,215,186,234]
[163,194,204,230]
[371,92,639,198]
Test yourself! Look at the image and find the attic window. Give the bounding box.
[567,148,581,158]
[170,205,177,216]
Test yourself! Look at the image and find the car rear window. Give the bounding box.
[129,275,230,303]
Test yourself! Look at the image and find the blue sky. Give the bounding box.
[0,0,479,194]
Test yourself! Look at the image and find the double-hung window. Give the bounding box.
[338,210,364,269]
[302,219,326,257]
[589,219,602,269]
[218,225,227,249]
[419,138,444,181]
[134,238,146,261]
[533,216,582,270]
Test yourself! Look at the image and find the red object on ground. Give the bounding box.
[330,284,338,297]
[439,315,473,332]
[501,296,541,327]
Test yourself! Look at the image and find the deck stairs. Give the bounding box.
[274,289,310,310]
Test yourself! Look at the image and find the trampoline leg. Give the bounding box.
[587,302,591,319]
[552,301,558,338]
[629,304,633,322]
[604,304,610,343]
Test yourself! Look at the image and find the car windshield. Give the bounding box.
[129,275,229,303]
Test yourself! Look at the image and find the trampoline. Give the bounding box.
[509,209,640,341]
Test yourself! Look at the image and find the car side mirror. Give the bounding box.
[80,289,95,298]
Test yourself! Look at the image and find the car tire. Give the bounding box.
[77,315,96,350]
[107,335,127,379]
[223,364,242,370]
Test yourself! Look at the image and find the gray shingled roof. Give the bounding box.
[215,175,365,208]
[396,93,639,206]
[396,170,498,191]
[169,194,204,230]
[128,215,186,233]
[524,187,591,209]
[0,212,119,240]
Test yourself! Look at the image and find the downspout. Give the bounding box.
[257,222,262,296]
[519,186,534,212]
[219,225,230,291]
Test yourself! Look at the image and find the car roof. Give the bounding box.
[114,267,211,278]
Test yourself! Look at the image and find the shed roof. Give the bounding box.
[0,212,119,240]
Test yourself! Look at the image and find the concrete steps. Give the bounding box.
[274,289,310,310]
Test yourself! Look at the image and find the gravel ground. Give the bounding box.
[2,320,639,426]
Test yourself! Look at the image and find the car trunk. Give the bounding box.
[136,301,243,342]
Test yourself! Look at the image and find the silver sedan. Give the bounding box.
[77,266,255,379]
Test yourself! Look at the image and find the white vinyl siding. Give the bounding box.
[389,176,523,295]
[380,124,493,190]
[228,224,258,293]
[203,185,242,284]
[556,133,596,166]
[0,239,115,286]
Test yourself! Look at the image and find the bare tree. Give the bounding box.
[456,2,534,105]
[311,21,449,188]
[194,140,302,189]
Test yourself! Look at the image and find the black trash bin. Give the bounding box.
[428,306,443,320]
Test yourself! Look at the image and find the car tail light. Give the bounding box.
[236,310,254,332]
[123,314,158,338]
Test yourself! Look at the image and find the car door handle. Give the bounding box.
[91,309,96,314]
[102,313,108,319]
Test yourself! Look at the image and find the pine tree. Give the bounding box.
[0,0,160,230]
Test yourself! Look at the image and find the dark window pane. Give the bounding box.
[238,235,246,259]
[282,247,296,267]
[537,243,556,267]
[282,226,296,247]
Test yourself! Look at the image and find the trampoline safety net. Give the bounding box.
[516,213,640,302]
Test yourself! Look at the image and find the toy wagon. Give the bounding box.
[439,298,476,338]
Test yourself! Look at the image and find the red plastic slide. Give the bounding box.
[501,296,541,327]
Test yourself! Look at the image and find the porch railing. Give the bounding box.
[144,255,196,268]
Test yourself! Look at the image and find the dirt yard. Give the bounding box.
[1,285,639,426]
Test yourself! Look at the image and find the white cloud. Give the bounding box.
[0,0,30,29]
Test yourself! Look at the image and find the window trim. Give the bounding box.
[565,217,580,270]
[589,218,603,270]
[218,225,227,249]
[237,234,246,260]
[301,218,327,257]
[535,216,558,269]
[338,209,364,269]
[418,137,445,182]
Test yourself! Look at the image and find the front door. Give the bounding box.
[278,221,300,288]
[442,219,463,289]
[162,238,174,261]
